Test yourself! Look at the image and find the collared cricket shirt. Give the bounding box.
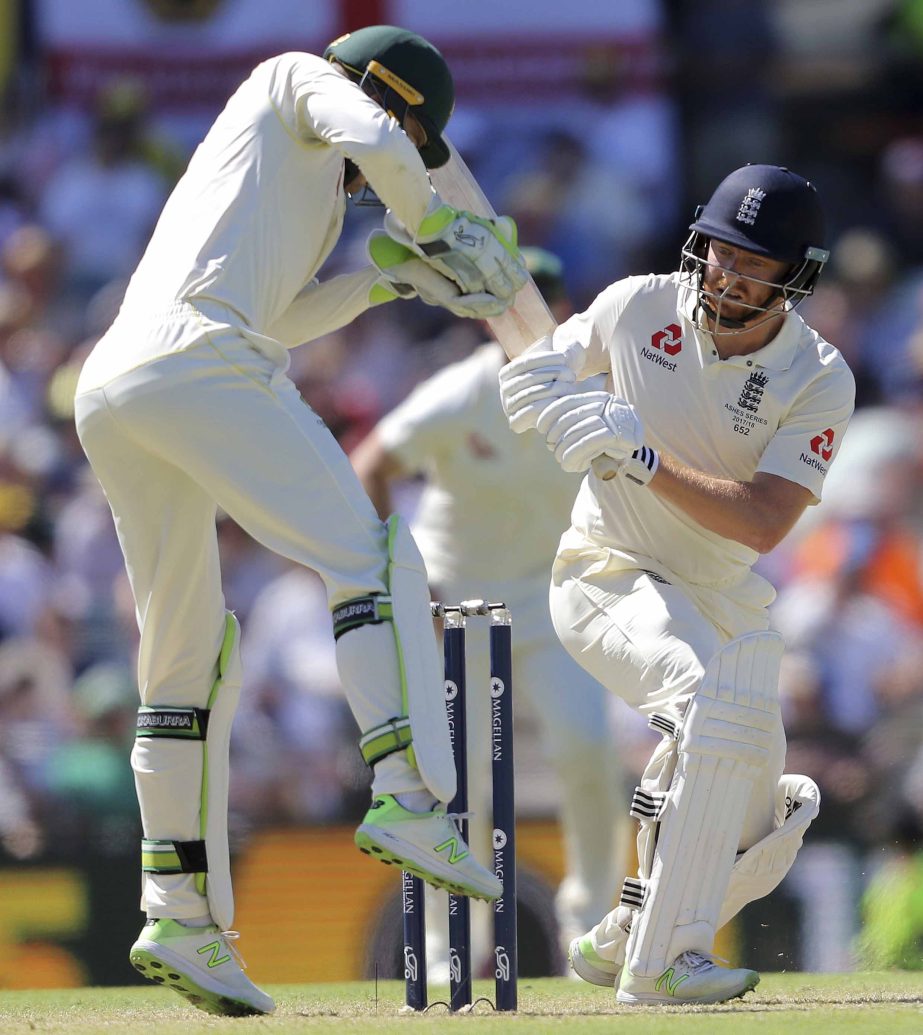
[553,272,856,610]
[78,52,434,389]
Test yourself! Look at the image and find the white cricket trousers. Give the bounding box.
[549,562,785,853]
[74,336,424,918]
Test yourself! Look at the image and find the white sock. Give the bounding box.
[175,914,213,928]
[395,790,438,812]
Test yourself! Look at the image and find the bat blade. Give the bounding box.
[430,138,554,358]
[430,137,620,481]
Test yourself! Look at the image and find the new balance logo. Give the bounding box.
[655,967,689,996]
[196,940,231,968]
[434,837,469,864]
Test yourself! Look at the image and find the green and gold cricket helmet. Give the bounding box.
[325,25,454,169]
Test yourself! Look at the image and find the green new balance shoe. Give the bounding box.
[129,919,274,1016]
[355,794,502,901]
[616,950,759,1005]
[568,934,621,988]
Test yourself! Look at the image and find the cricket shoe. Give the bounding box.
[568,934,621,987]
[355,794,502,901]
[129,919,275,1016]
[616,950,759,1005]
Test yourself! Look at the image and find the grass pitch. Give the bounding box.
[0,973,920,1034]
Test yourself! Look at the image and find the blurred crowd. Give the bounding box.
[2,0,923,972]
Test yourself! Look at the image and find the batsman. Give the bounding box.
[73,25,528,1017]
[499,165,855,1004]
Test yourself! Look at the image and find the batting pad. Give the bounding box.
[134,612,241,930]
[589,775,817,976]
[719,772,820,926]
[625,632,783,976]
[383,514,456,803]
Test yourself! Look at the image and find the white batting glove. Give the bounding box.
[385,204,528,303]
[367,230,509,319]
[498,340,586,433]
[535,391,644,473]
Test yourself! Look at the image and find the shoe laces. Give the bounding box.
[675,950,722,974]
[446,811,474,824]
[219,930,248,970]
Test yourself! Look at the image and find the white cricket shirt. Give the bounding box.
[554,272,856,612]
[79,53,435,389]
[377,343,586,585]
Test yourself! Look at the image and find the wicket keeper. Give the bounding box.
[74,25,527,1016]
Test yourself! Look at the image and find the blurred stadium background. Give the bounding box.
[1,0,922,989]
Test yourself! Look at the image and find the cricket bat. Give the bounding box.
[430,138,620,479]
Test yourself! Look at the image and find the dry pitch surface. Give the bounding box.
[0,973,920,1034]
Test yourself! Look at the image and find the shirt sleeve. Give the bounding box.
[551,276,647,378]
[376,353,484,473]
[266,268,379,347]
[757,352,856,501]
[285,57,435,233]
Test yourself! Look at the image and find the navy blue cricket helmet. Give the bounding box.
[681,164,830,329]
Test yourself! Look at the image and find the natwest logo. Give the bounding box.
[651,323,682,355]
[810,428,835,461]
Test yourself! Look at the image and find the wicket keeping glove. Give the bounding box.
[367,230,510,319]
[498,342,582,434]
[535,390,645,473]
[384,203,528,303]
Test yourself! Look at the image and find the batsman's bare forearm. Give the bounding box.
[648,457,813,554]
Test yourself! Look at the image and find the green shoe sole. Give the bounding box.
[129,947,262,1017]
[354,829,496,902]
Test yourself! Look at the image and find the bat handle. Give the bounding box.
[592,455,621,481]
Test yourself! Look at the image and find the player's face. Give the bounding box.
[702,241,791,324]
[403,111,428,151]
[344,169,368,196]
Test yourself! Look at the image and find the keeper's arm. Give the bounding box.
[267,269,379,347]
[648,463,814,554]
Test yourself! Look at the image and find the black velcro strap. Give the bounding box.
[141,838,208,874]
[332,595,393,640]
[419,239,451,257]
[136,706,210,739]
[359,717,413,766]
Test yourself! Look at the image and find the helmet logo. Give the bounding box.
[367,59,425,106]
[736,187,767,226]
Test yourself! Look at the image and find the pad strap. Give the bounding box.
[359,717,413,766]
[620,876,646,911]
[141,838,208,874]
[629,786,667,822]
[647,712,679,739]
[136,706,210,739]
[332,594,394,640]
